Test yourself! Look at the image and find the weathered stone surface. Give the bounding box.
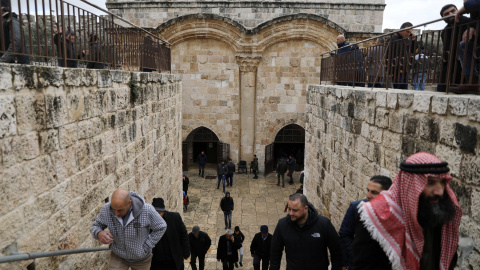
[39,129,59,154]
[0,64,12,90]
[45,93,68,128]
[454,123,478,155]
[449,97,468,116]
[59,123,78,149]
[413,94,431,113]
[15,94,46,134]
[468,98,480,122]
[12,132,40,161]
[432,96,448,115]
[0,96,16,139]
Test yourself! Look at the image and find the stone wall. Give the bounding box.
[0,64,183,269]
[106,0,385,34]
[304,85,480,267]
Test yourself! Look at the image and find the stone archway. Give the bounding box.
[183,126,225,171]
[273,124,305,171]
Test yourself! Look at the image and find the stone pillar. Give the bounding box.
[236,55,261,162]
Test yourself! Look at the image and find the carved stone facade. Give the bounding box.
[106,0,384,168]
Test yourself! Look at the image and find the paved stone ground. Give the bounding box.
[182,165,299,269]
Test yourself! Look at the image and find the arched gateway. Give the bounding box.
[264,124,305,175]
[183,126,230,171]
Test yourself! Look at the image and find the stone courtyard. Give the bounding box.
[182,165,299,269]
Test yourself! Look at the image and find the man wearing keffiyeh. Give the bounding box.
[352,152,463,270]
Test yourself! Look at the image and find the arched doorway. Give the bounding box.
[265,124,305,175]
[183,127,230,171]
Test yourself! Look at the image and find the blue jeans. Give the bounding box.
[217,175,226,192]
[413,73,426,91]
[223,211,232,229]
[459,40,480,78]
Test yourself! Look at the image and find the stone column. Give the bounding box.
[236,55,261,162]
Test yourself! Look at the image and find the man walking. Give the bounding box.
[270,193,342,270]
[226,159,236,187]
[217,160,228,193]
[220,191,234,230]
[251,155,259,179]
[287,155,296,185]
[353,152,462,270]
[150,198,190,270]
[189,226,211,270]
[250,225,272,270]
[198,151,207,178]
[339,175,392,270]
[91,189,167,270]
[276,157,287,187]
[217,229,241,270]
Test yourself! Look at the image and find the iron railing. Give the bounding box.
[0,247,109,264]
[321,14,480,93]
[0,0,171,72]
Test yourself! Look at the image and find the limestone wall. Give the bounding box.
[0,64,183,269]
[304,85,480,267]
[106,0,385,34]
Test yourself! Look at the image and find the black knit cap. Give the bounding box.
[440,4,457,17]
[399,161,450,174]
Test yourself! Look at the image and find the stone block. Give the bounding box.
[369,125,383,144]
[375,108,389,128]
[36,66,64,87]
[401,135,416,157]
[48,207,71,244]
[59,123,78,149]
[0,210,23,253]
[386,92,397,109]
[64,69,83,86]
[435,144,462,177]
[12,132,40,161]
[468,98,480,122]
[454,123,478,154]
[88,89,108,117]
[27,156,57,196]
[439,119,455,146]
[413,94,431,113]
[376,92,387,107]
[0,64,12,91]
[67,91,87,121]
[22,193,55,232]
[419,117,439,142]
[461,156,480,185]
[39,129,59,154]
[15,94,46,134]
[397,93,414,108]
[12,64,36,89]
[0,95,16,139]
[53,147,78,183]
[472,188,480,222]
[448,97,468,116]
[432,96,448,115]
[97,70,112,88]
[366,107,376,124]
[383,130,401,151]
[0,163,29,216]
[75,141,91,171]
[83,69,98,86]
[388,112,405,134]
[45,92,68,128]
[78,118,102,140]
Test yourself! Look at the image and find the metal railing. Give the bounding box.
[0,247,109,264]
[321,14,480,93]
[0,0,171,72]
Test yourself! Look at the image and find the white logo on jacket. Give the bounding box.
[311,232,321,238]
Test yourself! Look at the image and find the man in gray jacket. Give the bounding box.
[91,189,167,270]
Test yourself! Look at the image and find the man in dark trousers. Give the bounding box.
[276,157,287,187]
[251,154,259,179]
[250,225,272,270]
[287,155,296,185]
[183,173,189,195]
[217,229,241,270]
[151,198,190,270]
[217,160,228,193]
[270,193,342,270]
[226,159,236,187]
[220,191,234,230]
[189,226,211,270]
[198,151,207,177]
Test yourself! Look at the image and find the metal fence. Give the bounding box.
[0,0,171,72]
[321,15,480,93]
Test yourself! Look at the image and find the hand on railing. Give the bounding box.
[462,27,476,42]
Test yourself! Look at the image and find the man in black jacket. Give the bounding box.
[220,191,234,230]
[151,198,190,270]
[0,0,29,64]
[226,159,235,187]
[217,229,241,270]
[270,193,342,270]
[276,158,287,187]
[189,226,211,270]
[217,160,228,193]
[198,151,207,177]
[250,225,272,270]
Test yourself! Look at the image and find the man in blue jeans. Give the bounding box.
[198,151,207,178]
[217,160,228,193]
[220,192,234,229]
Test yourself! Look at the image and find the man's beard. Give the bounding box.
[417,193,455,228]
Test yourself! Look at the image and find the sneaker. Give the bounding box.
[235,263,238,268]
[240,262,243,267]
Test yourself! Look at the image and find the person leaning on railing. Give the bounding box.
[54,25,81,68]
[0,0,29,64]
[83,33,104,69]
[450,0,480,94]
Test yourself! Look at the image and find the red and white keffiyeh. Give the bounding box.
[358,152,463,270]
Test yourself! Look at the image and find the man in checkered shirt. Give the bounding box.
[91,189,167,270]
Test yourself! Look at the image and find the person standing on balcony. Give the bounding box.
[198,151,207,178]
[84,33,104,69]
[54,25,79,68]
[0,0,29,64]
[332,35,365,87]
[91,189,167,270]
[437,4,472,92]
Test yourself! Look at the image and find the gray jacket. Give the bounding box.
[0,12,29,64]
[91,192,167,262]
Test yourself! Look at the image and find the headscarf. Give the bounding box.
[358,152,462,270]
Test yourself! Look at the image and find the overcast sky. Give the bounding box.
[67,0,464,31]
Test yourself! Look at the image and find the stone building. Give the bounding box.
[106,0,385,172]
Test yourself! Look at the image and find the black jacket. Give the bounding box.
[233,231,245,247]
[217,234,241,262]
[250,232,272,259]
[152,211,190,269]
[189,231,211,255]
[217,163,228,176]
[277,159,287,174]
[0,13,29,64]
[183,176,189,192]
[198,154,207,165]
[54,33,80,68]
[270,203,342,270]
[220,195,234,212]
[227,161,236,174]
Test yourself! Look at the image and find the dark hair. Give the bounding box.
[370,175,393,191]
[289,193,308,207]
[440,4,457,17]
[400,22,413,29]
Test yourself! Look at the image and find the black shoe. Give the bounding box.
[277,184,280,186]
[240,262,243,267]
[217,187,219,189]
[235,263,238,268]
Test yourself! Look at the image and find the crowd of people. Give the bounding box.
[332,2,480,95]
